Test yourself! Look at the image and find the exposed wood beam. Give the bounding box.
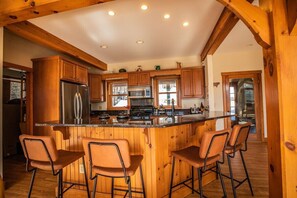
[3,61,32,72]
[5,21,107,70]
[200,8,239,61]
[286,0,297,35]
[0,0,113,27]
[217,0,271,48]
[200,0,254,61]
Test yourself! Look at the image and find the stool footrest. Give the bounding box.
[113,187,145,198]
[171,178,207,198]
[62,181,89,194]
[219,172,248,188]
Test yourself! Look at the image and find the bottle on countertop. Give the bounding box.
[200,102,205,112]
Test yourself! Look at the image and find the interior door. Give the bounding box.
[222,71,264,141]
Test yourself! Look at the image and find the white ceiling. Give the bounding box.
[29,0,258,65]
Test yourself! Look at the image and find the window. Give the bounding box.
[107,81,128,109]
[155,77,180,108]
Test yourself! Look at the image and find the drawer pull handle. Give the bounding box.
[285,141,295,151]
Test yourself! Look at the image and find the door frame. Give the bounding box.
[3,61,33,135]
[222,70,264,141]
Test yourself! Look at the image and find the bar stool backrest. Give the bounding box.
[82,138,131,168]
[199,129,229,159]
[229,122,251,147]
[19,134,58,162]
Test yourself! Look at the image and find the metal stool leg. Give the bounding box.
[217,162,227,198]
[139,164,146,198]
[128,176,132,198]
[82,157,90,198]
[197,168,203,198]
[92,175,98,198]
[28,168,37,198]
[59,170,63,198]
[240,150,254,196]
[191,166,194,194]
[227,154,237,198]
[111,177,114,198]
[169,156,175,198]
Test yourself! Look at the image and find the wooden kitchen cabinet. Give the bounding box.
[128,72,151,86]
[60,59,88,85]
[76,65,88,84]
[181,67,204,98]
[89,74,105,102]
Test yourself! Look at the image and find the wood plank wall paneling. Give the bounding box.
[53,120,217,197]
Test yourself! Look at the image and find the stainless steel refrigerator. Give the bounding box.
[60,81,90,124]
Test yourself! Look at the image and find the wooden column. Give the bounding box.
[261,0,297,197]
[217,0,297,196]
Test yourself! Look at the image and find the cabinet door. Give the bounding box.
[138,72,151,86]
[60,60,76,81]
[192,68,204,98]
[181,69,193,98]
[128,73,139,86]
[89,74,104,102]
[76,65,88,85]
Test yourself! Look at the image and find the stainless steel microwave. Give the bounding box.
[128,86,151,98]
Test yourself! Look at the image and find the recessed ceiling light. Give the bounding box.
[164,14,170,19]
[183,21,189,27]
[108,11,115,16]
[141,4,148,10]
[100,45,108,49]
[136,40,144,44]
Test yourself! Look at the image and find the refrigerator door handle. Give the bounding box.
[78,92,83,119]
[74,92,79,119]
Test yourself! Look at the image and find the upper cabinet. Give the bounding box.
[89,74,105,102]
[60,59,88,85]
[128,72,151,86]
[181,67,204,98]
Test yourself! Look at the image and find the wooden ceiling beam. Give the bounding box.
[6,21,107,70]
[217,0,271,49]
[200,0,254,61]
[0,0,114,27]
[200,8,239,61]
[286,0,297,35]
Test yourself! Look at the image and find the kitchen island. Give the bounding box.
[37,111,232,198]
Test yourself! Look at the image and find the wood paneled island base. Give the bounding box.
[50,118,226,198]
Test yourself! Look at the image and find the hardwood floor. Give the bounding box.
[4,142,268,198]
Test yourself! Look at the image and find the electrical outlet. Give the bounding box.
[79,164,84,174]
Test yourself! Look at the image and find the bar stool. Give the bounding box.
[224,122,254,197]
[82,138,146,198]
[19,134,90,198]
[169,129,229,198]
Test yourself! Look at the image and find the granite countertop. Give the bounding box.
[36,111,234,128]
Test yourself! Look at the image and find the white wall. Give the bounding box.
[210,49,267,137]
[91,55,205,110]
[0,27,3,177]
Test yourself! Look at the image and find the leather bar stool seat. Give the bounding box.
[172,146,221,168]
[19,134,90,198]
[31,150,84,171]
[92,155,143,177]
[169,129,230,198]
[224,122,254,197]
[82,138,146,198]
